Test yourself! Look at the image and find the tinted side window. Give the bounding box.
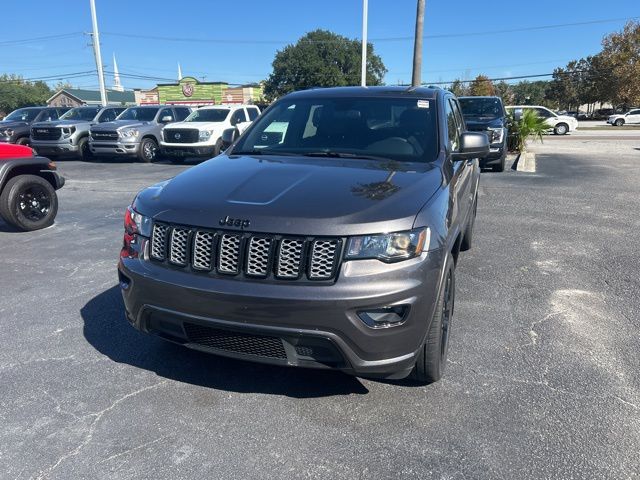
[451,99,465,132]
[446,98,461,152]
[628,110,640,115]
[158,108,174,122]
[175,108,191,121]
[535,108,553,118]
[99,109,115,122]
[247,107,260,121]
[230,109,247,126]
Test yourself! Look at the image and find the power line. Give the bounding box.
[101,16,639,45]
[0,32,83,46]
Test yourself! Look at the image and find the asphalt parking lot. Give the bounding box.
[1,133,639,479]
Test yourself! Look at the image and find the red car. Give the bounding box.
[0,143,65,231]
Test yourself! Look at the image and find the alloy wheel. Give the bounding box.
[18,185,51,221]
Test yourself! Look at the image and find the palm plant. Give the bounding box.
[508,109,549,153]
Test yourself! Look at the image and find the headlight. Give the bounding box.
[120,129,139,138]
[346,228,430,263]
[124,205,152,237]
[488,127,505,144]
[62,126,76,137]
[199,130,213,141]
[1,129,13,137]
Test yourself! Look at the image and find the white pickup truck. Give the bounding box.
[160,105,260,162]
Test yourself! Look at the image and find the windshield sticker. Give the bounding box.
[417,100,429,108]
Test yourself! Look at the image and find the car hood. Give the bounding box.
[91,120,151,131]
[164,121,225,131]
[0,121,29,130]
[32,120,91,128]
[134,155,443,236]
[463,117,505,130]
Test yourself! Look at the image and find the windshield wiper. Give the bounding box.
[230,150,300,156]
[303,151,392,161]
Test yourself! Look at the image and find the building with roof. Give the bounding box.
[47,88,136,107]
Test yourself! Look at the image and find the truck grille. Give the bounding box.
[91,130,119,141]
[31,127,61,140]
[163,128,199,143]
[149,222,342,282]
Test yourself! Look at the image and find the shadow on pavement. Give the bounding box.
[81,285,369,398]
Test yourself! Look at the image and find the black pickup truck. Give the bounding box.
[459,96,508,172]
[0,106,70,146]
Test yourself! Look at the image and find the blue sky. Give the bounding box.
[1,0,638,90]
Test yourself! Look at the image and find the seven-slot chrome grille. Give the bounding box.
[149,222,342,282]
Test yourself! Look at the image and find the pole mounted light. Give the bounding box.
[361,0,368,87]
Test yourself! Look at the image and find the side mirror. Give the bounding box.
[452,132,490,161]
[221,128,239,151]
[161,115,173,123]
[513,108,523,121]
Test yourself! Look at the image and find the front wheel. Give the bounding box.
[614,119,625,127]
[78,137,93,161]
[16,137,30,147]
[0,174,58,231]
[410,252,456,384]
[138,138,158,163]
[554,123,569,135]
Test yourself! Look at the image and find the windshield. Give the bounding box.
[185,109,229,122]
[233,97,438,163]
[60,107,100,121]
[116,107,159,122]
[4,108,41,122]
[459,98,504,119]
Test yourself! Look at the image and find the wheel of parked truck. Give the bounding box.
[169,157,185,164]
[492,153,506,173]
[138,138,158,163]
[614,119,625,127]
[0,174,58,231]
[410,252,455,384]
[460,195,477,251]
[553,123,569,135]
[78,137,92,162]
[16,137,30,147]
[213,138,223,157]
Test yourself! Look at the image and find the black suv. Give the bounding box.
[0,107,70,146]
[458,96,508,172]
[118,86,489,383]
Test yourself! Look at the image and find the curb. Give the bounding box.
[516,152,536,173]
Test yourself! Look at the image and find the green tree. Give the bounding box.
[449,79,467,97]
[599,21,640,107]
[493,81,513,103]
[511,80,549,106]
[0,74,52,115]
[263,29,387,100]
[468,75,495,96]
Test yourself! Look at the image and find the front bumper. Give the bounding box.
[160,145,216,157]
[32,140,80,157]
[90,140,140,156]
[118,245,446,378]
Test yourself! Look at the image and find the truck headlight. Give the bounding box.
[345,228,430,263]
[199,130,213,141]
[1,129,13,137]
[488,127,504,144]
[61,126,76,138]
[120,129,139,138]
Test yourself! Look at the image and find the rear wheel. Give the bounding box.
[138,138,158,163]
[410,252,456,384]
[0,174,58,231]
[554,123,569,135]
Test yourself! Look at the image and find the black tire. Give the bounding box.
[16,137,30,147]
[410,252,456,384]
[213,138,223,157]
[614,119,625,127]
[169,157,185,164]
[78,137,92,161]
[137,137,158,163]
[492,152,506,172]
[460,195,477,251]
[0,175,58,231]
[554,123,569,135]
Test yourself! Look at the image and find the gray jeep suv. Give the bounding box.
[90,105,191,162]
[118,86,488,383]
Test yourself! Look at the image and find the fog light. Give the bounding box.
[357,305,409,329]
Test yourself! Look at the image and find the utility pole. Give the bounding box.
[89,0,107,106]
[411,0,425,87]
[361,0,368,87]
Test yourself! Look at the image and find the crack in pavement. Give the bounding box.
[32,380,169,480]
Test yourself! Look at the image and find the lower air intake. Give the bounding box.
[183,323,287,359]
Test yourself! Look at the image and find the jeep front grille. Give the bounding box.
[149,222,342,282]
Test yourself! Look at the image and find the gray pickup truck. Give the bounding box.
[30,106,125,160]
[89,105,191,162]
[118,86,490,384]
